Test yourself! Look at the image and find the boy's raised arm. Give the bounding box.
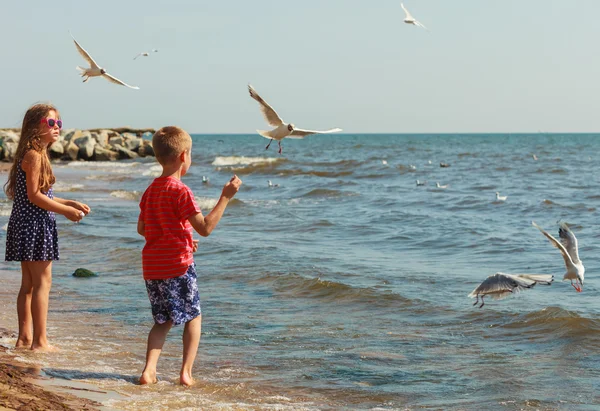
[188,175,241,237]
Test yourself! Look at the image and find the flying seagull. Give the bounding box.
[401,3,428,30]
[134,49,159,60]
[70,32,139,89]
[532,221,585,292]
[469,273,553,308]
[247,84,342,154]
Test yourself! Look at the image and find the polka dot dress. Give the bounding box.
[5,161,59,261]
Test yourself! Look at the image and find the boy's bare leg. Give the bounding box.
[180,315,201,386]
[29,261,55,352]
[16,263,33,349]
[140,321,173,385]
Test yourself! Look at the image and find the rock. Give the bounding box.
[74,134,96,160]
[48,141,64,159]
[65,141,79,161]
[0,130,19,142]
[1,140,17,161]
[113,144,139,159]
[93,145,119,161]
[137,140,154,157]
[93,130,110,147]
[108,136,124,148]
[73,268,97,278]
[124,136,141,152]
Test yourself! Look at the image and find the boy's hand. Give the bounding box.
[222,175,242,199]
[192,239,199,253]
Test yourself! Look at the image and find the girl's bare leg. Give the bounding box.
[180,315,201,386]
[15,262,33,348]
[29,261,54,351]
[140,320,173,385]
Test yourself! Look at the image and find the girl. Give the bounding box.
[4,103,90,352]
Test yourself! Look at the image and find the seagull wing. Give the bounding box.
[70,33,100,69]
[558,222,581,264]
[102,73,140,89]
[289,127,343,138]
[532,221,574,269]
[401,3,413,19]
[248,85,284,127]
[415,20,429,30]
[468,273,533,299]
[133,53,143,60]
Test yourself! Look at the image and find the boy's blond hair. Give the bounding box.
[152,126,192,164]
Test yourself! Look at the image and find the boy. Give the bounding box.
[137,126,242,386]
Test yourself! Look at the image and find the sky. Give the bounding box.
[2,0,600,133]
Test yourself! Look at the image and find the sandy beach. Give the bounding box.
[0,270,111,411]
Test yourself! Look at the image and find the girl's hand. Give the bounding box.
[192,239,199,253]
[68,200,91,215]
[64,206,84,222]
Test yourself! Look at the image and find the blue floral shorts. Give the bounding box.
[145,263,201,326]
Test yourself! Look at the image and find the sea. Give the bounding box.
[1,133,600,410]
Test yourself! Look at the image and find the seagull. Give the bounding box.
[440,162,450,168]
[495,192,507,201]
[532,221,585,292]
[202,176,209,184]
[267,180,280,188]
[532,154,538,161]
[469,273,553,308]
[247,84,342,154]
[133,49,159,60]
[382,160,388,165]
[416,180,426,186]
[436,182,448,189]
[70,32,139,89]
[401,3,428,30]
[408,164,416,171]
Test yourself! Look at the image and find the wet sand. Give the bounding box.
[0,270,114,410]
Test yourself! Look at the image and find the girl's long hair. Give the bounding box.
[4,103,58,199]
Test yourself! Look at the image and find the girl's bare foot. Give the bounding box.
[180,372,195,387]
[15,339,32,349]
[30,344,59,353]
[139,371,158,385]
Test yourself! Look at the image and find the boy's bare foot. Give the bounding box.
[139,371,158,385]
[180,372,195,387]
[30,344,59,353]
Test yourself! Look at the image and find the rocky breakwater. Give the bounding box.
[0,127,156,163]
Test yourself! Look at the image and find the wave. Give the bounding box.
[110,190,141,201]
[194,197,244,210]
[53,182,85,192]
[300,188,357,198]
[255,273,413,307]
[212,156,284,167]
[65,161,140,168]
[499,306,600,339]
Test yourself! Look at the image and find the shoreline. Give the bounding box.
[0,342,103,410]
[0,269,121,410]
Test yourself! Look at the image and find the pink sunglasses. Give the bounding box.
[40,118,63,129]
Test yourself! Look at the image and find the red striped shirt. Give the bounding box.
[139,176,201,280]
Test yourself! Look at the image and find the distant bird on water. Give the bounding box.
[495,192,507,201]
[436,182,448,189]
[70,32,139,89]
[401,3,428,30]
[469,273,553,308]
[268,180,280,188]
[133,49,158,60]
[247,84,342,154]
[440,162,450,168]
[416,180,426,186]
[202,176,209,184]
